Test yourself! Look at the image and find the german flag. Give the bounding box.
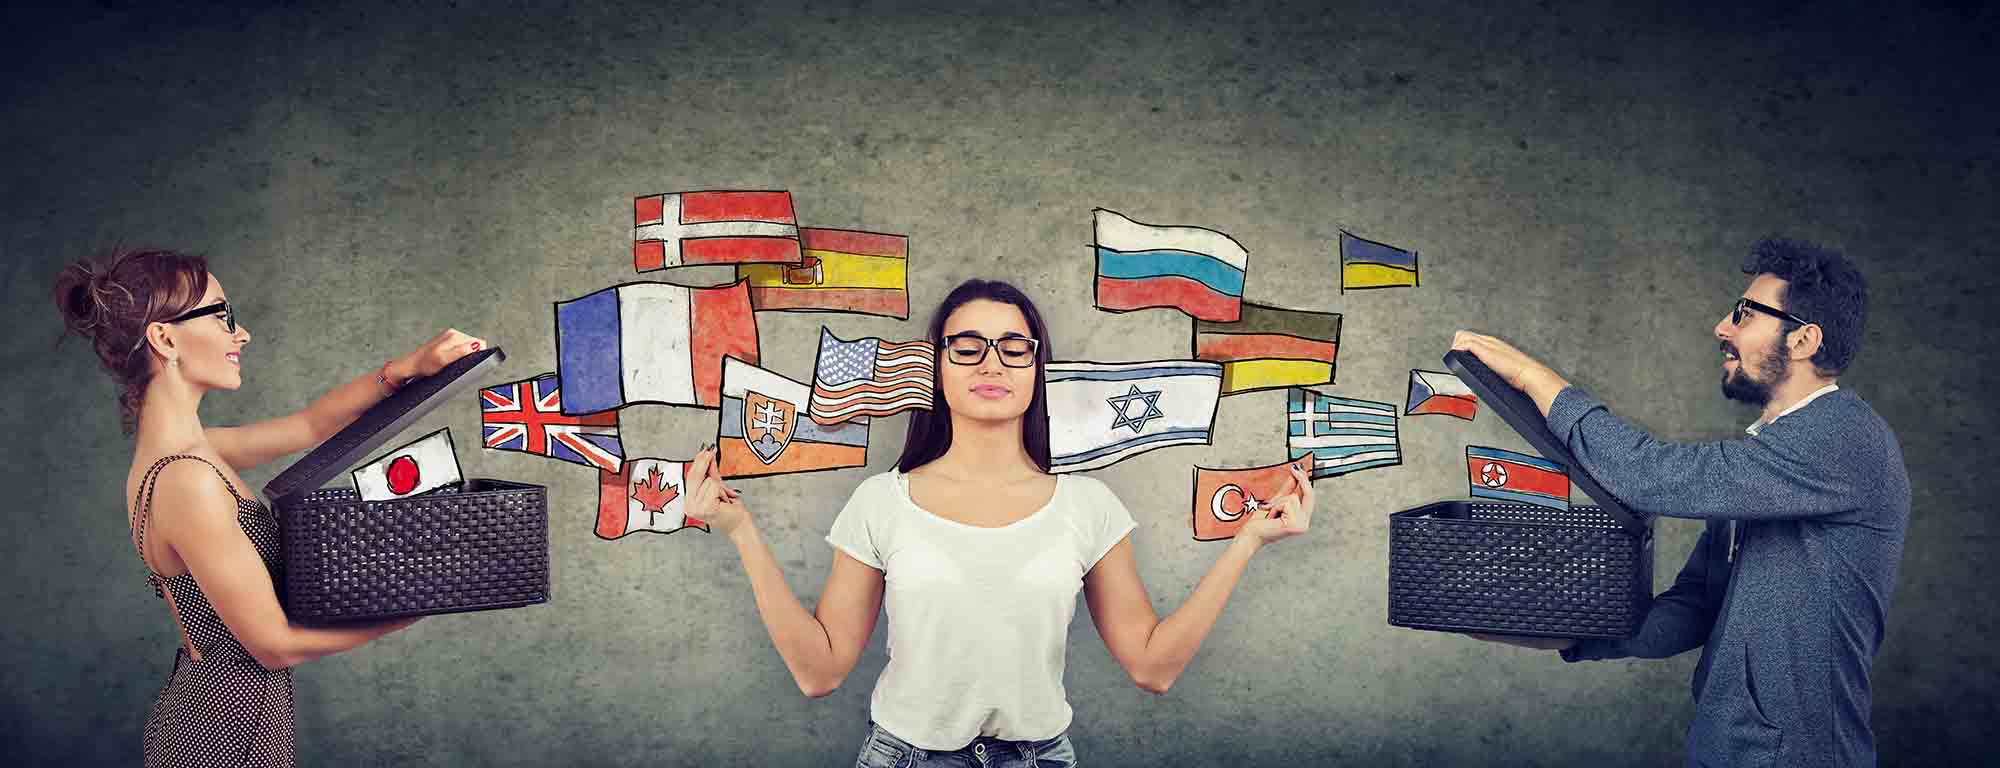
[1192,302,1341,395]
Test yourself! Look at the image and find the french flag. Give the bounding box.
[1091,208,1248,322]
[554,279,760,413]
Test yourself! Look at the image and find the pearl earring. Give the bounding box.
[168,358,179,367]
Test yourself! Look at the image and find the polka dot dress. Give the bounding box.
[133,455,295,768]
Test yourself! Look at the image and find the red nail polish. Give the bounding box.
[470,341,481,351]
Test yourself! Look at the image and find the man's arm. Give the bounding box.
[1564,523,1722,661]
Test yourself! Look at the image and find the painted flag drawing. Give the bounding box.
[555,279,759,412]
[480,373,625,472]
[1406,369,1478,420]
[633,190,802,272]
[808,327,935,426]
[352,427,461,502]
[1287,388,1401,480]
[1045,360,1223,473]
[1192,303,1341,395]
[1467,446,1570,510]
[1190,455,1314,541]
[718,356,869,478]
[737,228,910,319]
[596,458,708,540]
[1092,208,1248,322]
[1338,230,1419,292]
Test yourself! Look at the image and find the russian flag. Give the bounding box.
[1466,446,1570,510]
[554,280,760,413]
[1092,209,1248,322]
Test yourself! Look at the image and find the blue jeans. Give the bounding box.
[854,719,1078,767]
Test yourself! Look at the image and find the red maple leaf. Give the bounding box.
[631,465,680,525]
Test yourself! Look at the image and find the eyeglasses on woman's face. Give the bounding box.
[165,300,236,334]
[942,332,1039,368]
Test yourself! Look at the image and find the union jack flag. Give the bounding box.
[480,373,624,472]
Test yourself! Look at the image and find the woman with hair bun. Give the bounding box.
[53,248,485,767]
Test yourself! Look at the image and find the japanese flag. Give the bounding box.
[352,427,463,501]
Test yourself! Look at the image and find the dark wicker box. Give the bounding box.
[1388,500,1652,638]
[264,348,550,624]
[1383,350,1657,639]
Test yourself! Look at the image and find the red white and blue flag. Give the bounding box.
[808,327,936,426]
[633,190,802,272]
[480,373,625,472]
[1466,445,1569,510]
[1092,208,1248,322]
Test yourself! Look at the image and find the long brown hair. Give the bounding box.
[52,248,212,435]
[895,278,1054,473]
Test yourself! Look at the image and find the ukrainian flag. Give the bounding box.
[1339,231,1419,291]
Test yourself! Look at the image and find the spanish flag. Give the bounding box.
[736,228,910,319]
[1192,302,1341,395]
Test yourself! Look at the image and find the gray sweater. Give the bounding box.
[1549,385,1908,768]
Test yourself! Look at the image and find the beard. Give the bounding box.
[1720,335,1789,406]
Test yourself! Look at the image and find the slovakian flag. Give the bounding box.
[1192,303,1341,395]
[1405,369,1478,420]
[1045,360,1223,473]
[1339,230,1419,292]
[1467,445,1570,510]
[480,373,625,472]
[1190,455,1313,541]
[555,279,760,412]
[633,190,803,272]
[718,356,870,478]
[1287,388,1401,480]
[352,427,462,501]
[737,228,911,319]
[596,457,708,540]
[1092,208,1248,322]
[808,327,935,426]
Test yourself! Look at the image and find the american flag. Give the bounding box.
[480,374,624,472]
[808,328,935,426]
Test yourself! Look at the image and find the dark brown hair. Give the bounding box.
[896,278,1055,474]
[52,248,212,435]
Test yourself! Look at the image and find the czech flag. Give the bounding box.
[1092,208,1248,322]
[1466,446,1569,510]
[1405,369,1478,420]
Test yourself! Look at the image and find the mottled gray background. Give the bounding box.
[3,1,1995,765]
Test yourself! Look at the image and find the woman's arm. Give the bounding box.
[207,329,484,472]
[1085,462,1316,694]
[1084,534,1262,694]
[731,523,884,697]
[685,447,884,698]
[156,462,417,670]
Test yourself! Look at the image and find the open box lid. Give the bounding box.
[1443,349,1650,536]
[264,347,507,508]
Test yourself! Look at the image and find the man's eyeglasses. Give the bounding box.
[943,333,1039,368]
[165,300,236,334]
[1730,297,1809,329]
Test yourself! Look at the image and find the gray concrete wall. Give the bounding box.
[3,1,1993,765]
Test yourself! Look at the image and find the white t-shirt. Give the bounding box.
[824,469,1137,750]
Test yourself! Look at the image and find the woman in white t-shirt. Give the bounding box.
[682,278,1315,767]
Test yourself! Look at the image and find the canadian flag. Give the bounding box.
[596,457,709,540]
[352,427,463,502]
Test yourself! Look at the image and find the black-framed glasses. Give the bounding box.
[165,300,236,334]
[942,333,1040,368]
[1730,297,1808,329]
